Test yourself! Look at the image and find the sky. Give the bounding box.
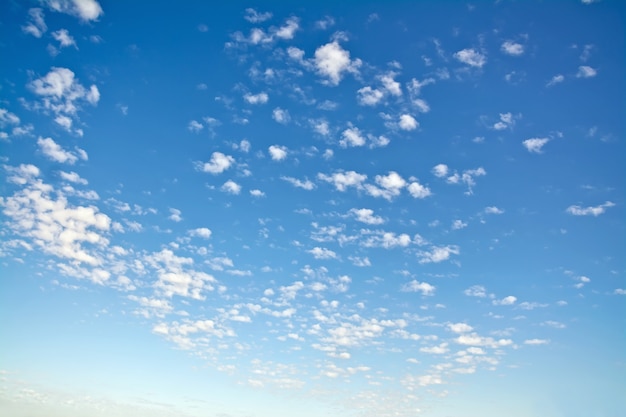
[0,0,625,416]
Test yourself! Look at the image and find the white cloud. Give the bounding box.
[168,208,182,222]
[340,127,366,147]
[315,16,335,30]
[452,220,467,230]
[464,285,487,297]
[250,189,265,197]
[239,139,251,153]
[52,29,76,48]
[22,8,47,38]
[189,228,212,239]
[308,247,337,259]
[454,48,487,68]
[272,107,290,124]
[37,137,86,164]
[356,86,384,106]
[244,92,269,104]
[417,245,460,264]
[200,152,235,174]
[566,201,614,216]
[493,296,517,306]
[281,176,316,190]
[501,41,524,56]
[576,65,597,78]
[380,72,402,96]
[59,171,87,185]
[44,0,103,22]
[524,339,550,345]
[314,41,361,86]
[318,171,367,192]
[268,145,288,161]
[188,120,203,132]
[522,137,549,153]
[484,206,504,214]
[221,180,241,195]
[420,343,449,354]
[0,109,20,127]
[492,112,516,130]
[407,181,432,199]
[546,74,565,87]
[243,8,272,23]
[614,289,626,295]
[349,208,384,225]
[448,323,473,333]
[432,164,449,178]
[401,280,436,296]
[398,114,418,131]
[275,17,299,40]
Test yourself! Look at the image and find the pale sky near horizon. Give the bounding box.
[1,1,625,416]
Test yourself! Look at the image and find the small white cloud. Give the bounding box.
[315,16,335,30]
[45,0,103,22]
[432,164,449,178]
[448,323,473,333]
[401,280,436,296]
[501,41,524,56]
[168,208,182,222]
[340,127,366,147]
[314,41,361,86]
[37,137,86,164]
[243,8,272,23]
[318,170,367,191]
[484,206,504,215]
[524,339,550,345]
[566,201,614,217]
[275,17,299,40]
[349,208,384,225]
[464,285,487,298]
[454,48,487,68]
[281,176,316,190]
[356,86,384,106]
[22,8,47,38]
[59,171,87,185]
[614,289,626,295]
[398,114,418,131]
[407,181,431,199]
[380,72,402,96]
[452,220,467,230]
[522,137,549,153]
[417,245,460,264]
[188,120,203,132]
[272,107,290,124]
[221,180,241,195]
[576,65,597,78]
[268,145,288,161]
[250,189,265,197]
[308,247,337,259]
[189,228,212,238]
[546,74,565,87]
[239,139,251,153]
[244,92,269,104]
[201,152,234,174]
[493,295,517,306]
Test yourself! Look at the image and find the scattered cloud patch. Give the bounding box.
[522,137,549,153]
[566,201,614,216]
[454,48,487,68]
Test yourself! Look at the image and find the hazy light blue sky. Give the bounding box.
[1,1,625,416]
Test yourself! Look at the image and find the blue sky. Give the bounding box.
[1,1,625,416]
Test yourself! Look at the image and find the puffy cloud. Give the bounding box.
[493,296,517,306]
[189,228,212,239]
[566,201,614,216]
[349,208,384,225]
[281,176,316,190]
[501,41,524,56]
[268,145,288,161]
[22,8,47,38]
[308,247,337,259]
[420,343,449,354]
[52,29,77,48]
[168,208,182,222]
[492,112,516,130]
[340,127,366,147]
[275,17,299,40]
[522,137,549,153]
[448,323,473,333]
[401,280,436,296]
[576,65,597,78]
[188,120,203,132]
[464,285,487,298]
[244,92,269,104]
[454,48,487,68]
[37,137,87,164]
[407,180,431,199]
[614,289,626,295]
[364,171,407,200]
[380,72,402,96]
[361,231,413,249]
[44,0,103,22]
[250,189,265,197]
[432,164,449,178]
[318,170,367,191]
[356,87,384,106]
[59,171,87,185]
[243,8,272,23]
[417,245,460,264]
[200,152,234,174]
[221,180,241,195]
[484,206,504,214]
[398,114,418,131]
[272,107,290,124]
[314,41,361,86]
[452,220,467,230]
